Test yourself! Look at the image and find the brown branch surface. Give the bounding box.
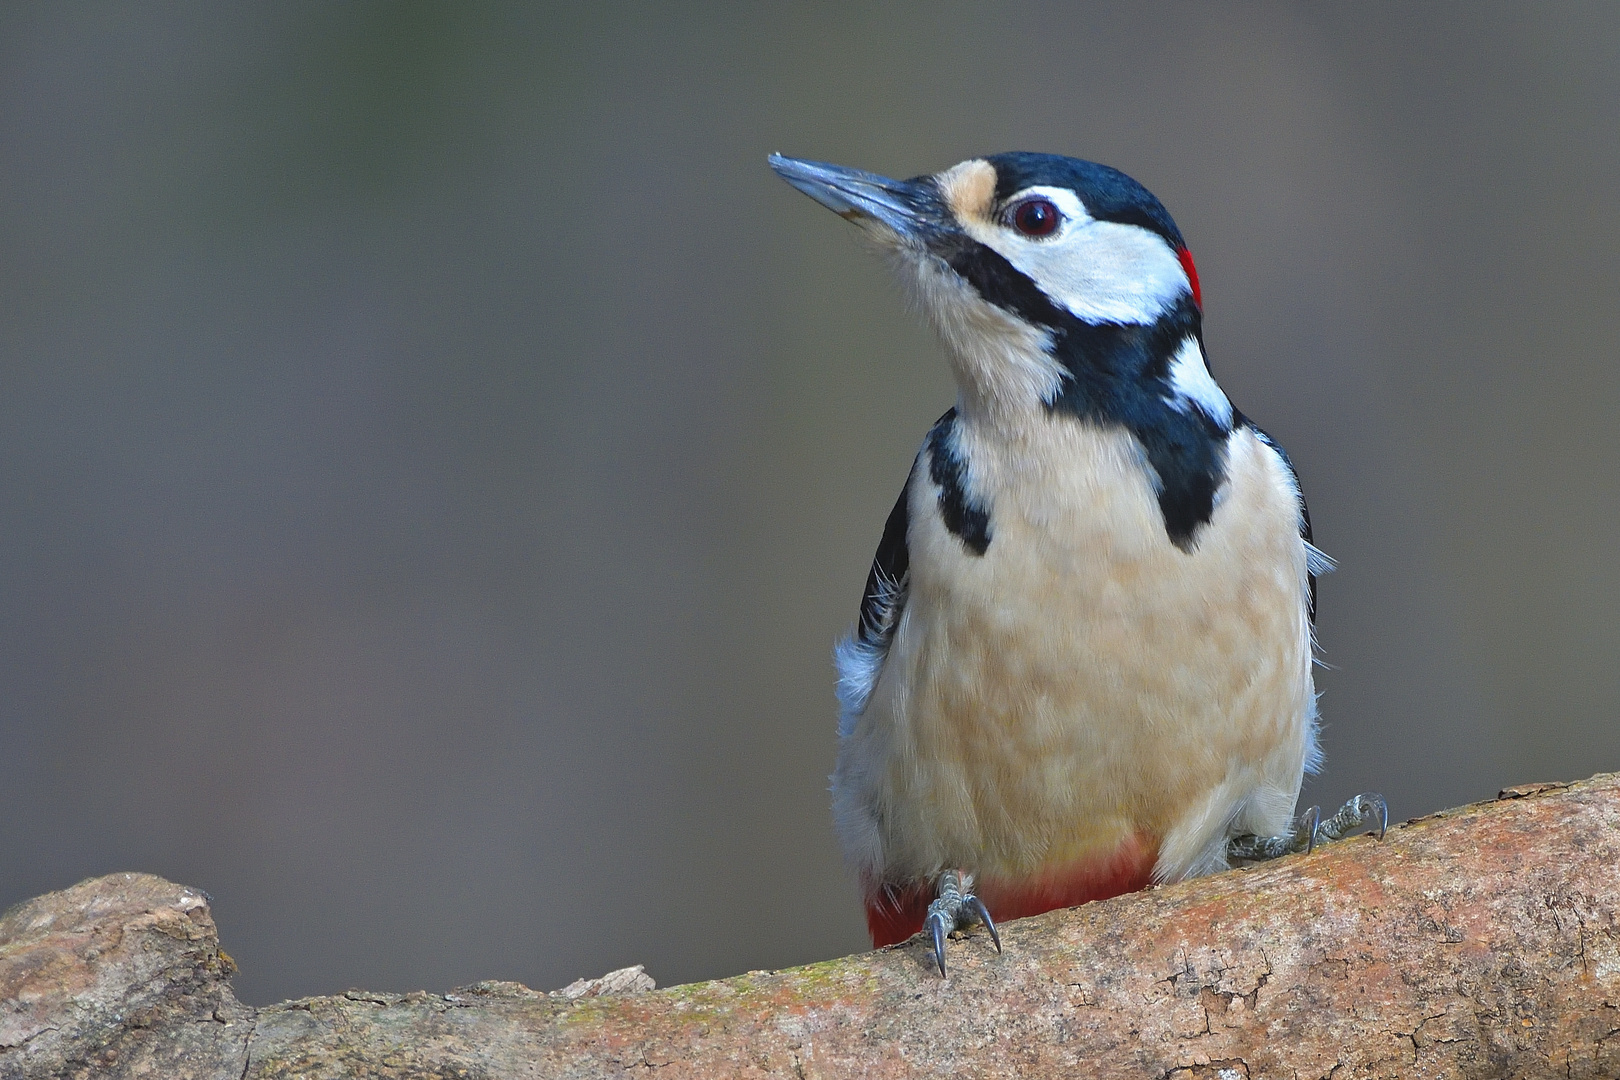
[3,775,1619,1079]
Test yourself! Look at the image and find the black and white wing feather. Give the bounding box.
[834,473,911,738]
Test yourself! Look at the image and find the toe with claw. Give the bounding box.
[922,869,1001,977]
[1227,792,1387,864]
[1227,804,1320,862]
[1311,791,1388,846]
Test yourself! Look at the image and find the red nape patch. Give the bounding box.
[863,834,1159,948]
[1177,246,1202,309]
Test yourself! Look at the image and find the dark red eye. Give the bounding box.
[1011,198,1061,238]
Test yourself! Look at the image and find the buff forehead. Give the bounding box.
[936,159,998,225]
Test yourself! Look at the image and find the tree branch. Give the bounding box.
[4,775,1619,1079]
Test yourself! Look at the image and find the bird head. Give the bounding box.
[769,152,1224,434]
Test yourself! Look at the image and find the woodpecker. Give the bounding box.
[769,151,1385,977]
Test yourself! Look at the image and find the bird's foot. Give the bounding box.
[1226,805,1320,862]
[1313,791,1389,846]
[1226,792,1388,863]
[922,869,1000,977]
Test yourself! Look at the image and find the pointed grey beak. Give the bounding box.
[768,153,945,242]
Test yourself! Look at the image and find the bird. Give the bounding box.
[768,150,1385,977]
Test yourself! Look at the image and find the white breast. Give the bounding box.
[831,416,1318,890]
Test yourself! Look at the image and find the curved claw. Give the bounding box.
[1315,792,1391,846]
[1302,804,1323,855]
[925,910,949,977]
[964,894,1001,953]
[1362,792,1389,840]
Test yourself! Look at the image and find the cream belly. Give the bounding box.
[831,418,1316,891]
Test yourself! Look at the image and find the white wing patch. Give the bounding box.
[1164,335,1233,429]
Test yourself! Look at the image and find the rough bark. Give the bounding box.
[3,775,1618,1079]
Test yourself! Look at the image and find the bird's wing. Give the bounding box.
[858,480,912,646]
[834,463,913,734]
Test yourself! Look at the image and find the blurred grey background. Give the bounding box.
[1,2,1616,1005]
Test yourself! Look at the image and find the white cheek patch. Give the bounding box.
[960,187,1190,325]
[1163,335,1233,429]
